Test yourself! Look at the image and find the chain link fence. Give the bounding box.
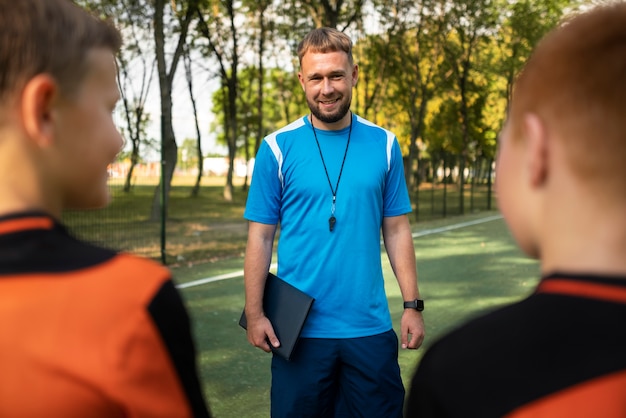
[62,158,497,266]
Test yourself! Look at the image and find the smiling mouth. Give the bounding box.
[319,98,340,106]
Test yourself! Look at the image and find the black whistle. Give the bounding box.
[329,216,336,232]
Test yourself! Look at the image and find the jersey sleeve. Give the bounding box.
[244,140,283,225]
[147,281,212,418]
[107,277,212,418]
[383,138,412,217]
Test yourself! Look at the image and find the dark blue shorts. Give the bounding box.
[270,329,404,418]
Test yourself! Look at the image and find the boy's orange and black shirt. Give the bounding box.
[406,272,626,417]
[0,211,211,418]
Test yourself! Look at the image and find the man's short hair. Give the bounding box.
[0,0,122,103]
[509,3,626,186]
[297,27,354,66]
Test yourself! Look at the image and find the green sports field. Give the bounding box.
[173,211,540,418]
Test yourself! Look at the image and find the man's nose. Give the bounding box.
[321,78,334,95]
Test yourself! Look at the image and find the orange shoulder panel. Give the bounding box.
[506,369,626,418]
[0,254,193,418]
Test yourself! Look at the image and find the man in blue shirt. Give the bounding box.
[243,27,425,418]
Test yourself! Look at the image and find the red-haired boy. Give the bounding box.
[407,3,626,417]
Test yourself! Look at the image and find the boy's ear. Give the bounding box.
[524,113,549,188]
[20,74,58,147]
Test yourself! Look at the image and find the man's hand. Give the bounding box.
[401,309,425,349]
[246,314,281,353]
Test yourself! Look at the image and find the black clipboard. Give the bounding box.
[239,272,314,361]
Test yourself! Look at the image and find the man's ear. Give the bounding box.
[351,64,359,87]
[20,74,58,147]
[523,113,549,187]
[297,72,306,92]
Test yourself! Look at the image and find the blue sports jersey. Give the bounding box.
[244,113,412,338]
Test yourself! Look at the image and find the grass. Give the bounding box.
[63,176,249,262]
[174,212,540,418]
[62,175,496,264]
[62,175,534,417]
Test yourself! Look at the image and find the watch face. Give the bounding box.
[404,299,424,311]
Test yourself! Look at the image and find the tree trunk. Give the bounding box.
[184,47,203,198]
[123,148,138,192]
[443,155,448,218]
[223,1,239,202]
[151,0,174,221]
[224,76,237,202]
[150,0,196,224]
[255,4,266,152]
[487,157,493,210]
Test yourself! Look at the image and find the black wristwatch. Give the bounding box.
[404,299,424,311]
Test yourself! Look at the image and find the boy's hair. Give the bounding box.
[297,27,353,66]
[509,3,626,188]
[0,0,121,103]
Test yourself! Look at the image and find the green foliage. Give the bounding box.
[495,0,574,110]
[78,0,582,187]
[211,66,307,157]
[178,138,201,171]
[351,0,575,178]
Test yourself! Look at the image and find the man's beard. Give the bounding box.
[308,96,352,124]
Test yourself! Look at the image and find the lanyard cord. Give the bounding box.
[310,113,353,231]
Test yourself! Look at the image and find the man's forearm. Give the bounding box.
[243,223,276,318]
[383,216,420,300]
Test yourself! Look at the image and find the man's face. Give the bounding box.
[52,48,123,210]
[298,50,358,128]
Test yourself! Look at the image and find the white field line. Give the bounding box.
[410,214,503,238]
[176,214,503,290]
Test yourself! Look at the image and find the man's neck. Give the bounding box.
[310,112,352,131]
